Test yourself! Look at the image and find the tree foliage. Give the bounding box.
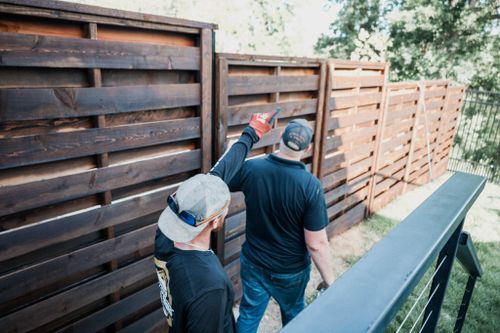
[315,0,500,91]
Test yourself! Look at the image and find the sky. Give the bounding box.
[61,0,341,57]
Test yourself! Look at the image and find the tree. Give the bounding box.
[315,0,500,91]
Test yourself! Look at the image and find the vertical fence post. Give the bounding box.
[421,219,464,333]
[212,55,228,263]
[312,60,327,178]
[366,63,390,215]
[200,28,213,173]
[317,61,334,182]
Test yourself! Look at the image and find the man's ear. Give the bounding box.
[306,143,312,152]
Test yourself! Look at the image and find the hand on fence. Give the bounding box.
[249,108,282,139]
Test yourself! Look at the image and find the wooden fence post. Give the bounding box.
[366,63,390,216]
[317,61,334,182]
[312,60,327,178]
[201,28,213,173]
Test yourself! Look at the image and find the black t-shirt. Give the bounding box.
[155,230,236,333]
[228,154,328,273]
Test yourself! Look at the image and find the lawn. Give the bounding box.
[363,215,500,333]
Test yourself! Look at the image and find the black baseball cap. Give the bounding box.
[282,119,313,151]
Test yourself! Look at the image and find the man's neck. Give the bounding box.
[276,150,302,161]
[174,227,212,251]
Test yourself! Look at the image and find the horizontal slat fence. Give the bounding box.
[0,1,214,332]
[216,54,465,301]
[319,59,389,237]
[369,82,420,212]
[0,1,465,325]
[404,80,449,189]
[215,53,327,298]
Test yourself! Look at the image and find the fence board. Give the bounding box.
[0,84,200,121]
[0,118,200,169]
[0,32,200,70]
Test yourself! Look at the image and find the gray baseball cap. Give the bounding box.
[282,119,313,151]
[158,174,230,243]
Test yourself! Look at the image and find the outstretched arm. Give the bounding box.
[209,126,258,184]
[209,109,280,184]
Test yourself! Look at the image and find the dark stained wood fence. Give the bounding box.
[215,53,327,298]
[0,1,214,332]
[319,59,389,237]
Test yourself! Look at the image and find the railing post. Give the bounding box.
[453,275,477,333]
[421,219,464,333]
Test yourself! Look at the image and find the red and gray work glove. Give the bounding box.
[249,108,282,139]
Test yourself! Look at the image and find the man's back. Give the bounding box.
[155,231,236,333]
[228,153,328,274]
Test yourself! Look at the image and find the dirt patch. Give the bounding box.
[234,172,500,332]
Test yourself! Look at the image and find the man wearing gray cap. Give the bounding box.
[153,111,277,333]
[230,119,334,333]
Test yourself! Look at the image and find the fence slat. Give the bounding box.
[0,84,200,121]
[0,32,200,70]
[0,117,200,169]
[227,75,319,95]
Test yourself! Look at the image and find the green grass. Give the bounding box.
[385,241,500,332]
[360,214,500,332]
[364,214,399,237]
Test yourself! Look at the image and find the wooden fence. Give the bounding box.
[0,1,465,330]
[320,59,389,237]
[0,1,214,332]
[215,53,327,298]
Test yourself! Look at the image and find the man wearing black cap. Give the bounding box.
[228,119,334,333]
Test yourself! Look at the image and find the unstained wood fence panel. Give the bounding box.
[433,86,465,178]
[319,59,389,237]
[370,82,421,211]
[0,1,215,332]
[215,53,327,299]
[404,80,449,190]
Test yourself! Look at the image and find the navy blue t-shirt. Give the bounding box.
[228,154,328,273]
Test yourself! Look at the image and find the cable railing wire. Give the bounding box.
[396,255,448,333]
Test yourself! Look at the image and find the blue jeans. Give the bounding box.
[236,252,311,333]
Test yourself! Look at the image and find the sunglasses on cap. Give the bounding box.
[167,191,229,227]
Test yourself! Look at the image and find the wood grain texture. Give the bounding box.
[0,149,200,215]
[0,256,154,333]
[0,117,200,169]
[227,75,319,95]
[0,0,217,29]
[0,84,200,121]
[0,32,200,70]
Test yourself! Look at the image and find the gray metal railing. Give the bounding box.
[281,172,486,333]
